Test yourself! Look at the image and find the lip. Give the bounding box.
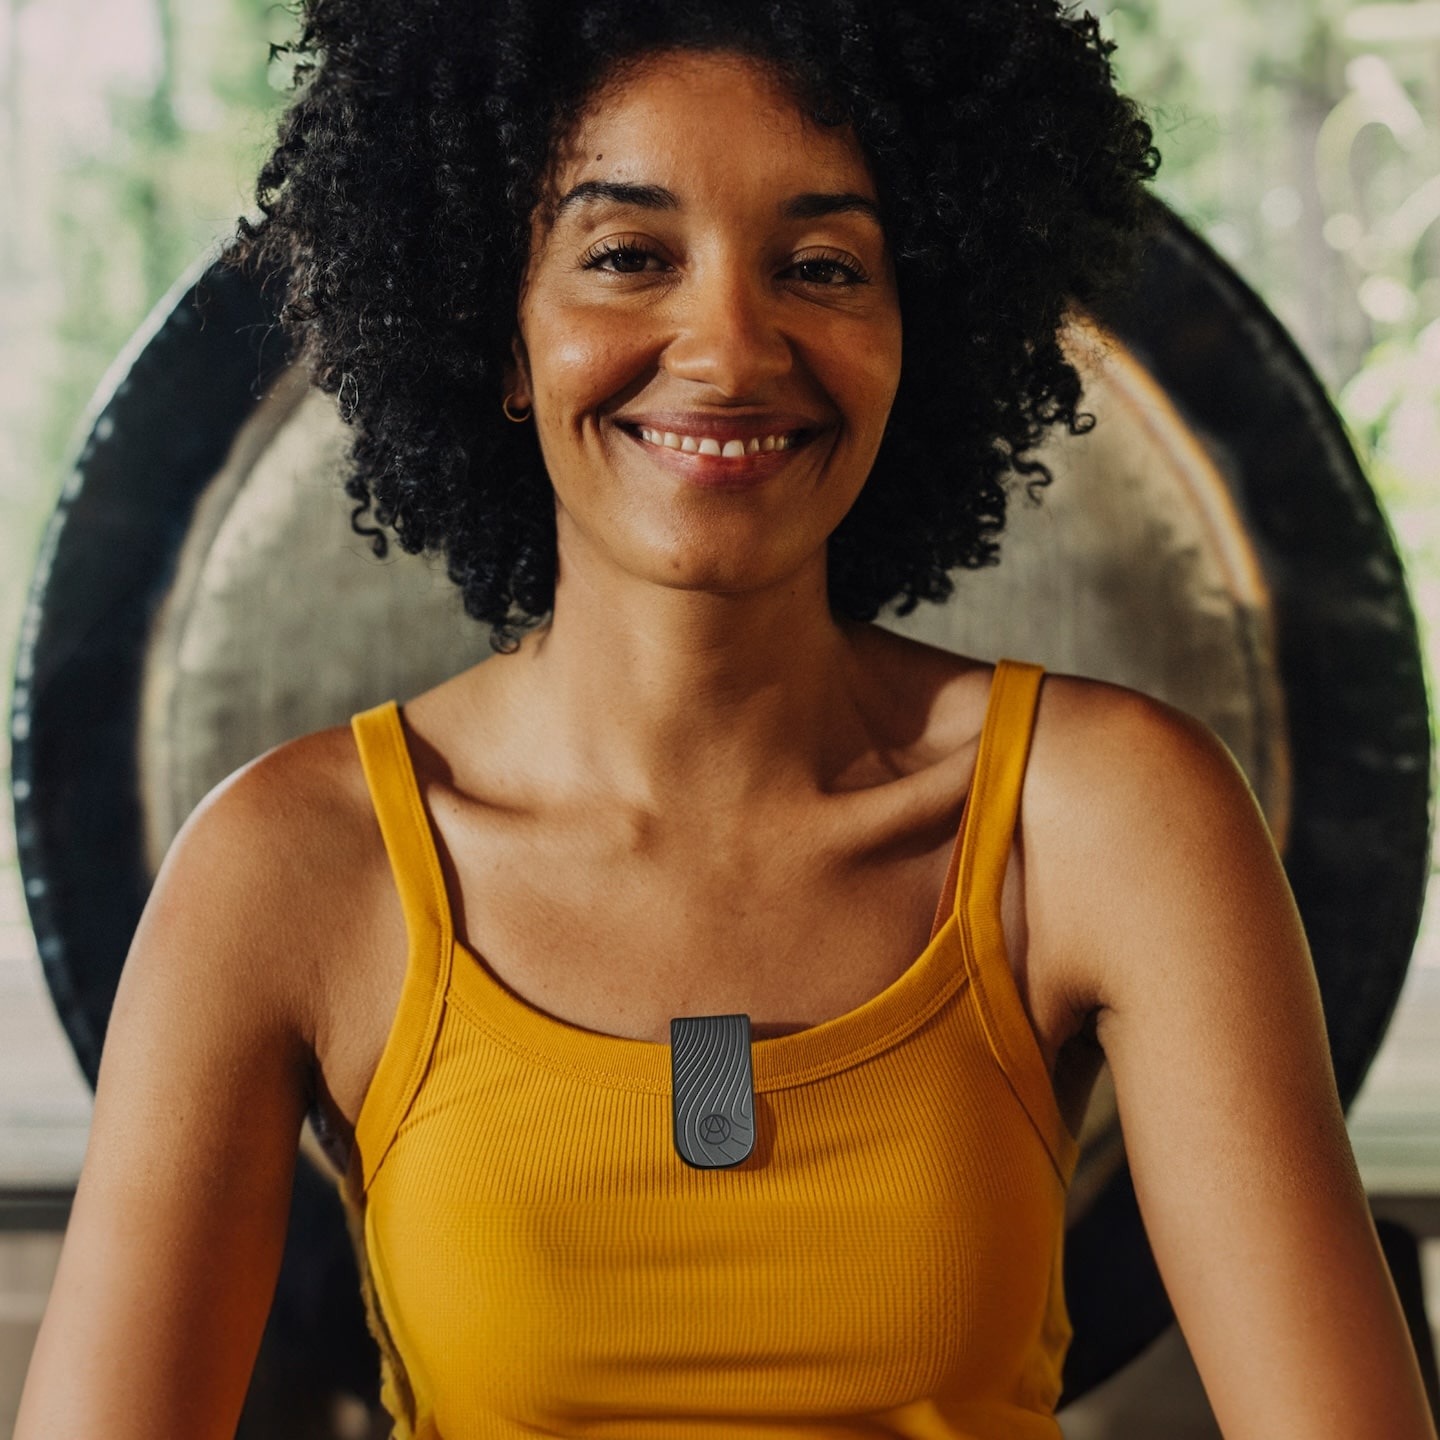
[611,410,830,489]
[613,409,827,445]
[617,427,805,488]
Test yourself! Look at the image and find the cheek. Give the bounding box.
[828,319,902,448]
[529,308,652,421]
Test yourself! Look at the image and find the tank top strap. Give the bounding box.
[953,658,1078,1182]
[349,699,455,1190]
[926,658,1028,939]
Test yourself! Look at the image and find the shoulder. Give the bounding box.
[168,721,380,921]
[842,627,1252,823]
[144,719,395,1054]
[1023,666,1292,1016]
[1029,666,1249,806]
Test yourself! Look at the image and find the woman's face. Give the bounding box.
[510,48,903,604]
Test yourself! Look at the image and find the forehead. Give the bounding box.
[546,49,877,207]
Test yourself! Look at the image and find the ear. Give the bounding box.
[504,332,533,409]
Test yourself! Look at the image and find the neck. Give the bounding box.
[501,556,877,810]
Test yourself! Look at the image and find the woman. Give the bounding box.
[17,1,1438,1437]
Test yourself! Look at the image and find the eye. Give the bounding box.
[786,251,870,287]
[580,238,668,275]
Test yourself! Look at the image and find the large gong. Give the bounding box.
[10,194,1431,1433]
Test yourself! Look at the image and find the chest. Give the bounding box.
[447,846,964,1044]
[316,806,1080,1160]
[360,990,1071,1431]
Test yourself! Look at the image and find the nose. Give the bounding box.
[662,266,793,397]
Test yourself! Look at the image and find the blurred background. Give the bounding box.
[0,0,1437,1434]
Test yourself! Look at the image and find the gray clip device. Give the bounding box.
[670,1013,755,1168]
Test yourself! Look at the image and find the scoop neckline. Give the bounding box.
[390,670,993,1094]
[443,913,973,1094]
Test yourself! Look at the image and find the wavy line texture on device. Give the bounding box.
[670,1013,755,1168]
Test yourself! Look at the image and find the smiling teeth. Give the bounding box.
[638,427,795,455]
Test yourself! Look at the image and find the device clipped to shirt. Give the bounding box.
[670,1013,755,1168]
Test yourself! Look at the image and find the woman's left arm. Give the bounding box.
[1032,680,1437,1440]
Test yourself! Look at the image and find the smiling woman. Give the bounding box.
[511,53,902,608]
[213,0,1160,652]
[12,2,1440,1440]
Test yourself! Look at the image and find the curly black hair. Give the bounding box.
[221,0,1160,652]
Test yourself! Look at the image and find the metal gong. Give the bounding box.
[9,194,1431,1429]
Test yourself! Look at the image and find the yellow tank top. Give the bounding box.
[339,657,1079,1439]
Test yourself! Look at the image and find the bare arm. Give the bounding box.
[1030,681,1437,1439]
[15,754,322,1440]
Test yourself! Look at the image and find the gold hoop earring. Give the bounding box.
[502,395,532,423]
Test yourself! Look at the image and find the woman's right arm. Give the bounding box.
[15,754,322,1440]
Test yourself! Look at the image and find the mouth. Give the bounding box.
[620,423,814,458]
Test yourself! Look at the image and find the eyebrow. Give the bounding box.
[553,180,679,218]
[781,192,883,225]
[551,180,883,227]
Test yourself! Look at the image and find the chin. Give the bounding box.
[559,507,828,603]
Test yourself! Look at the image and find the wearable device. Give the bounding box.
[670,1013,755,1168]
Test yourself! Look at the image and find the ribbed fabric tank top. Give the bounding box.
[338,657,1079,1440]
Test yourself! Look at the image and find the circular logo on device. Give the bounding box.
[699,1113,732,1144]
